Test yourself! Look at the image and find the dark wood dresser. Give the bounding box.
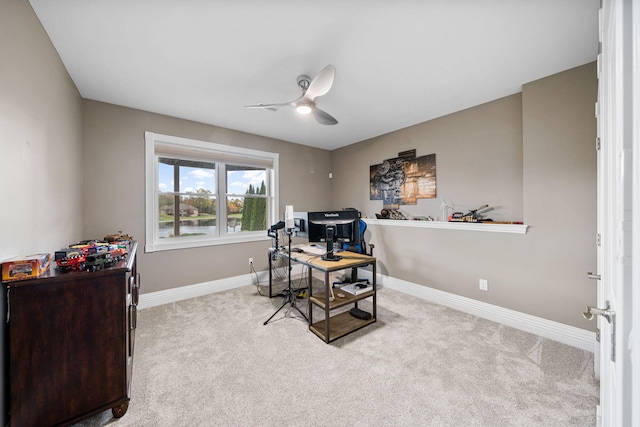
[2,241,139,426]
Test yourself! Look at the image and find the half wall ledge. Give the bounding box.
[363,218,529,234]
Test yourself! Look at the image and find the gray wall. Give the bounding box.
[330,63,597,330]
[0,0,84,258]
[81,100,332,293]
[330,93,524,221]
[0,0,84,424]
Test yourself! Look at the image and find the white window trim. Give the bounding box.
[144,132,278,253]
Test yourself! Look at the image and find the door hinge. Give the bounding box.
[596,328,600,343]
[596,137,601,150]
[596,233,601,247]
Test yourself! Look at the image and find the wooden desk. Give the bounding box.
[284,249,377,343]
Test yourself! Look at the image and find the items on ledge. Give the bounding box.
[447,204,523,224]
[449,204,494,222]
[373,204,523,224]
[375,208,407,220]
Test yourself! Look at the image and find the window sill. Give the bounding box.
[363,218,528,234]
[145,233,271,253]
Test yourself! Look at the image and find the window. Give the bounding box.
[145,132,278,252]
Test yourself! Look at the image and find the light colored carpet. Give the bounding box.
[74,281,598,426]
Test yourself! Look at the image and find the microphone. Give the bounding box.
[285,205,294,229]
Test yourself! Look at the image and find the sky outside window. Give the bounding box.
[158,162,214,193]
[159,162,266,194]
[227,168,266,195]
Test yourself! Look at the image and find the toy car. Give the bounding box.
[104,233,132,243]
[109,247,128,261]
[56,252,86,272]
[85,252,115,271]
[55,248,79,261]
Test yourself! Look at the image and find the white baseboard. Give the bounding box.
[137,264,302,309]
[358,271,596,353]
[138,268,596,352]
[137,271,265,310]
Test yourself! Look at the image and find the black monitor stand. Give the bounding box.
[322,225,342,261]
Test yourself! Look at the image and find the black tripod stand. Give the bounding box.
[264,228,308,325]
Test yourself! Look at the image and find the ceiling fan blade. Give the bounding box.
[312,107,338,125]
[305,65,335,100]
[244,103,282,111]
[246,91,307,111]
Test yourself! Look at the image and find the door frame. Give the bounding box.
[631,1,640,425]
[598,0,638,425]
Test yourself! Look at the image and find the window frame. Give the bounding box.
[145,131,278,253]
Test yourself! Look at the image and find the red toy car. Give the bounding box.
[56,252,86,272]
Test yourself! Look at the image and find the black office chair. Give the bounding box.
[340,209,374,284]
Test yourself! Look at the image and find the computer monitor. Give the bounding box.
[307,210,361,261]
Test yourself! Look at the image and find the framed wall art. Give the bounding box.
[370,149,436,206]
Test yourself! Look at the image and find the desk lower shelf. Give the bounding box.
[310,311,376,343]
[309,290,375,310]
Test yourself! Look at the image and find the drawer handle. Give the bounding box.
[130,305,137,330]
[132,284,139,306]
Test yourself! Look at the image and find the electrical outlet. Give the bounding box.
[479,279,488,291]
[248,257,253,265]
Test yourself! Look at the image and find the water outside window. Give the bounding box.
[157,159,216,238]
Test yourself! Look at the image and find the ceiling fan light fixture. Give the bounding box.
[245,65,337,125]
[296,104,312,115]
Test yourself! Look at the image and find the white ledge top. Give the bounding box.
[363,218,528,234]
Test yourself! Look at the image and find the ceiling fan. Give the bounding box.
[245,64,338,125]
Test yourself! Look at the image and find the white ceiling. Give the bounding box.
[29,0,599,151]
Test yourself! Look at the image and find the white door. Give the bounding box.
[595,0,636,425]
